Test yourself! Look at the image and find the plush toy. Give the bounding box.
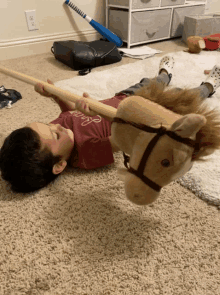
[185,36,206,53]
[111,80,220,205]
[0,67,220,205]
[185,34,220,53]
[111,96,205,205]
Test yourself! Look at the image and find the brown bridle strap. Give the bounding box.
[112,117,197,149]
[113,117,167,135]
[128,166,162,192]
[126,130,167,192]
[123,151,162,192]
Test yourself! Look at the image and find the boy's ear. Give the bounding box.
[52,160,67,175]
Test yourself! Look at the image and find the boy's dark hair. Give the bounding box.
[0,127,62,193]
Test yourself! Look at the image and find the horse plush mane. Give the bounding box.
[135,78,220,160]
[111,78,220,205]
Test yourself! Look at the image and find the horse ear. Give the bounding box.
[170,114,206,139]
[117,168,129,181]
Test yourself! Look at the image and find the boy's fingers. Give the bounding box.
[35,83,43,93]
[35,83,51,97]
[75,100,97,116]
[83,92,90,98]
[47,79,54,85]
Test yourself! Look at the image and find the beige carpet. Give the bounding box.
[0,46,220,294]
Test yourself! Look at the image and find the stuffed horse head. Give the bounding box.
[111,96,207,205]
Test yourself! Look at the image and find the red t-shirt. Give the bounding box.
[50,94,126,169]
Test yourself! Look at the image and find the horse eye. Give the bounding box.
[161,159,170,167]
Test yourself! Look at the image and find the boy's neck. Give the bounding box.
[68,144,78,167]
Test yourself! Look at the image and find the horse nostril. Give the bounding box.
[133,194,140,200]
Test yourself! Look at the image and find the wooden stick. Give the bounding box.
[0,65,117,118]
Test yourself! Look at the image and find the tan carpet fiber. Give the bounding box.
[0,52,220,295]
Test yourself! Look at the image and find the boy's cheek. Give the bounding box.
[66,129,74,141]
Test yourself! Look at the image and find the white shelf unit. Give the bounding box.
[106,0,207,48]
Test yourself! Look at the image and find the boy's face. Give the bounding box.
[27,122,74,160]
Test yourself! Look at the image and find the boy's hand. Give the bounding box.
[35,79,56,98]
[75,92,98,117]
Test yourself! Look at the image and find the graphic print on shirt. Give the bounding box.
[70,110,102,126]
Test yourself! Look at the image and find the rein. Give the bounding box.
[112,117,200,192]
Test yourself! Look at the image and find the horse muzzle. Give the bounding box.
[124,172,160,205]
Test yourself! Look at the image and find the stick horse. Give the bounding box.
[0,66,220,205]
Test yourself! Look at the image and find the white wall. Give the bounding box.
[0,0,105,60]
[206,0,220,13]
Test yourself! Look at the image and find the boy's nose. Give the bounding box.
[56,124,67,133]
[52,124,61,130]
[50,124,60,131]
[51,124,66,133]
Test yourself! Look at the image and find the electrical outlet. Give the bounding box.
[25,10,38,31]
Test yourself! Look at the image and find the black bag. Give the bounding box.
[51,39,123,75]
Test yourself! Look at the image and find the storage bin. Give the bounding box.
[109,9,172,43]
[161,0,185,7]
[108,0,160,10]
[182,14,220,43]
[171,5,205,37]
[106,0,206,48]
[108,0,129,7]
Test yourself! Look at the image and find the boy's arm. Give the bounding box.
[35,79,114,119]
[75,96,113,122]
[35,79,76,112]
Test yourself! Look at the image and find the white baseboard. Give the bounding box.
[0,30,100,61]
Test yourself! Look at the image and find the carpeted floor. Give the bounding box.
[0,39,220,294]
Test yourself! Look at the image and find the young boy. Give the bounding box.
[0,56,218,193]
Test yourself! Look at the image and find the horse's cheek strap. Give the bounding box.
[128,132,164,193]
[137,130,166,175]
[128,167,161,192]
